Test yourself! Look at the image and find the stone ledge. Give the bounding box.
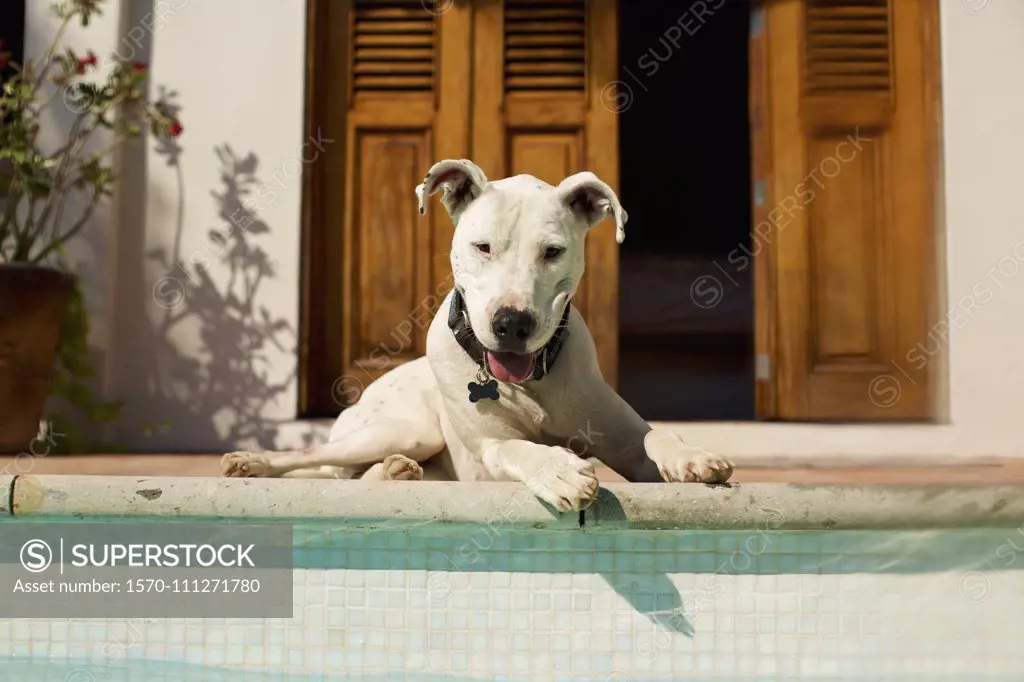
[7,475,1024,530]
[8,475,580,529]
[588,483,1024,530]
[0,475,12,515]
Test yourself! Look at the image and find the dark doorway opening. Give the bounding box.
[617,1,755,421]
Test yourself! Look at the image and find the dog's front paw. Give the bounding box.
[664,450,733,484]
[221,451,272,478]
[644,430,733,484]
[381,454,424,481]
[526,450,599,512]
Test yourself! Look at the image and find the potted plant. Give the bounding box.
[0,0,182,453]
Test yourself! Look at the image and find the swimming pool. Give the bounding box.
[2,475,1022,681]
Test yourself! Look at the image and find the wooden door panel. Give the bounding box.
[351,132,432,376]
[473,0,621,385]
[759,0,938,420]
[509,133,583,186]
[343,120,437,385]
[337,1,469,394]
[809,132,878,359]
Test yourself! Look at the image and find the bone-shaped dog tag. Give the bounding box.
[468,378,499,403]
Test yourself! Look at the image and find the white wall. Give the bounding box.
[30,0,1024,457]
[29,0,315,452]
[935,0,1024,454]
[111,0,311,452]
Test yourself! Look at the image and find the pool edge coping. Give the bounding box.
[0,475,12,515]
[4,475,1024,530]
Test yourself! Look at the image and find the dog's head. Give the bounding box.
[416,158,627,383]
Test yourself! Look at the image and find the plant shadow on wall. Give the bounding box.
[143,145,302,451]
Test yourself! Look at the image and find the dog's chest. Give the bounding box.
[474,382,555,440]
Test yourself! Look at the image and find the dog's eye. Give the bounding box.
[543,246,565,261]
[474,243,491,255]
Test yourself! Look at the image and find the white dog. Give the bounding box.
[222,159,733,511]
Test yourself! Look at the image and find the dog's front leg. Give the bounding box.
[641,429,733,484]
[562,382,734,484]
[481,439,599,512]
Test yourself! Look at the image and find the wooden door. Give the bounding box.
[754,0,940,420]
[336,0,472,395]
[301,0,620,413]
[471,0,622,386]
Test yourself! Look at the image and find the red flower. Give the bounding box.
[132,62,147,74]
[76,50,98,74]
[167,120,183,138]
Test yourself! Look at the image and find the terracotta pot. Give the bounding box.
[0,264,74,454]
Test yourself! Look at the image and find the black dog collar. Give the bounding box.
[447,289,571,400]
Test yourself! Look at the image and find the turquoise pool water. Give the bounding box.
[1,518,1022,681]
[5,662,1023,682]
[1,661,482,682]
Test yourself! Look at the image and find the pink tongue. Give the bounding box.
[487,352,536,383]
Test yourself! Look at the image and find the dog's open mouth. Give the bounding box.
[486,351,536,383]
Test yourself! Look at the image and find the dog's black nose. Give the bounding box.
[491,307,536,342]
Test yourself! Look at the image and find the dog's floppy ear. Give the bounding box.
[555,171,628,244]
[416,159,489,220]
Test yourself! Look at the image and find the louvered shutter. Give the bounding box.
[352,0,435,92]
[757,0,938,419]
[504,0,586,92]
[804,0,892,96]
